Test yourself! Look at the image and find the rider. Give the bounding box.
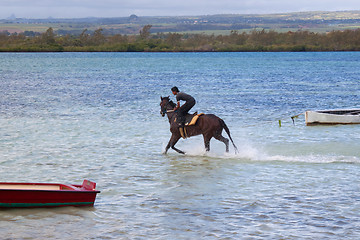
[171,86,196,133]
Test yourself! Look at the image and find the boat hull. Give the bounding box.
[305,109,360,126]
[0,180,100,208]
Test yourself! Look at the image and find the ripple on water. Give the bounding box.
[1,52,360,239]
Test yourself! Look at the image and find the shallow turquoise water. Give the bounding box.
[0,52,360,239]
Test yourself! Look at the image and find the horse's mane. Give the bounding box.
[162,96,176,109]
[168,100,176,108]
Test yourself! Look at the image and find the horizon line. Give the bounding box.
[2,9,360,21]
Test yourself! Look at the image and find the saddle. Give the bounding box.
[185,112,204,126]
[176,112,204,139]
[175,112,204,126]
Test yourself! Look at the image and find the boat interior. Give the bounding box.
[0,184,77,191]
[318,110,360,115]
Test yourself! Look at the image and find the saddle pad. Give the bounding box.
[186,113,204,126]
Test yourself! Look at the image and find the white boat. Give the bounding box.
[305,109,360,126]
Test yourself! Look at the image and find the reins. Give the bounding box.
[161,100,176,114]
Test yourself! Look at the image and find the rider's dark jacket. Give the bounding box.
[176,92,196,124]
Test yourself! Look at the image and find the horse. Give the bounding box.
[160,96,238,154]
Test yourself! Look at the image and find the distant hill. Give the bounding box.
[1,10,360,35]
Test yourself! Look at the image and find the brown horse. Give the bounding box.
[160,96,238,154]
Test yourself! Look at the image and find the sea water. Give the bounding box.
[0,52,360,239]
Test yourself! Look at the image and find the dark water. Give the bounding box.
[1,52,360,239]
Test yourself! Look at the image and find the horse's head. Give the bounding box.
[160,96,175,117]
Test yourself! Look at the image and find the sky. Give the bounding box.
[1,0,360,19]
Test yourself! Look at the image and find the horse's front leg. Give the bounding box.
[164,134,185,154]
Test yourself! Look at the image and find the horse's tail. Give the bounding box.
[220,119,239,154]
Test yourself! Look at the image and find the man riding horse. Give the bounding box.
[171,86,196,138]
[160,89,238,154]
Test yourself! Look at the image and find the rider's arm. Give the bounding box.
[174,101,180,110]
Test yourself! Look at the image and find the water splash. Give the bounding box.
[163,139,360,164]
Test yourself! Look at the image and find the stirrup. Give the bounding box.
[179,127,187,139]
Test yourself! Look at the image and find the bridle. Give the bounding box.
[160,100,175,116]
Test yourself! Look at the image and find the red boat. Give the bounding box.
[0,180,100,208]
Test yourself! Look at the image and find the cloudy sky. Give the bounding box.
[1,0,360,19]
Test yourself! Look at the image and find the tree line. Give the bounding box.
[1,25,360,52]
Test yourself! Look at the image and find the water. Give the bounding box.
[0,52,360,239]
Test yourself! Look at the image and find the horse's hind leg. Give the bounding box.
[203,135,212,152]
[214,134,230,152]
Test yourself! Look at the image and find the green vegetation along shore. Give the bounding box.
[1,26,360,52]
